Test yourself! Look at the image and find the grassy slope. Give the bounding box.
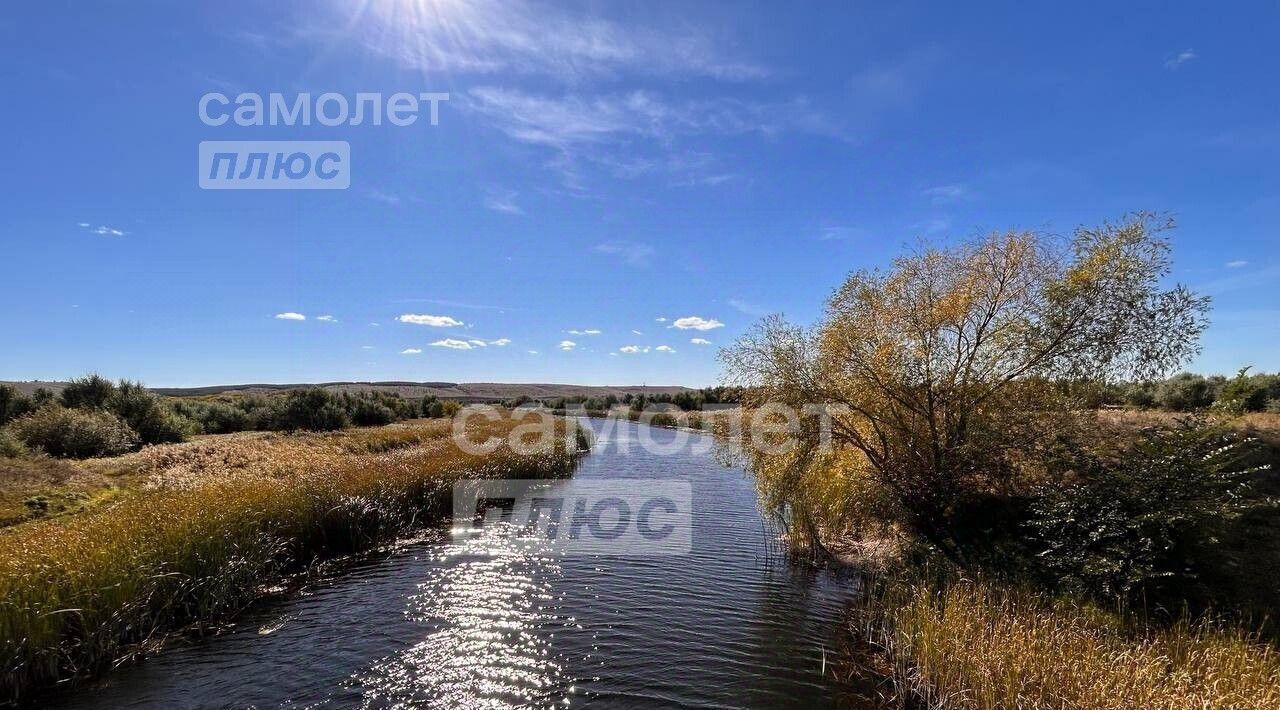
[0,414,588,704]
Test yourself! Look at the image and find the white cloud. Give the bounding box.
[1165,49,1197,70]
[369,322,381,327]
[431,338,475,350]
[727,298,768,317]
[401,348,423,355]
[81,223,126,237]
[567,328,602,335]
[619,345,649,354]
[559,340,577,351]
[397,314,465,327]
[593,240,655,267]
[275,312,306,321]
[489,338,512,346]
[1226,260,1249,268]
[527,349,539,355]
[361,345,375,350]
[468,339,488,347]
[922,184,969,206]
[482,187,524,214]
[366,188,402,205]
[655,317,668,323]
[690,338,712,345]
[672,316,724,331]
[912,217,951,235]
[350,0,767,83]
[316,314,337,322]
[655,345,676,353]
[631,329,643,335]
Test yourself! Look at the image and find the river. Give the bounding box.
[48,419,865,709]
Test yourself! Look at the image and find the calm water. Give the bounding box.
[50,420,865,709]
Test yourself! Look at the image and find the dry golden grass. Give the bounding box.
[0,413,588,703]
[863,579,1280,709]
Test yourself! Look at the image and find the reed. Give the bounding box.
[860,578,1280,709]
[0,414,589,703]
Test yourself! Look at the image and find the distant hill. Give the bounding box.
[1,380,694,403]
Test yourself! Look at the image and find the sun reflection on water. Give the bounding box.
[354,523,578,708]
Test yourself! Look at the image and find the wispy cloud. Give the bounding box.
[366,188,402,205]
[461,87,846,188]
[655,345,676,353]
[922,183,970,206]
[397,314,465,327]
[690,338,712,345]
[401,347,423,355]
[489,338,512,346]
[727,298,768,317]
[1226,260,1249,268]
[671,316,724,331]
[631,329,644,335]
[655,317,668,323]
[559,340,577,351]
[817,226,867,242]
[1165,49,1197,70]
[619,345,649,354]
[345,0,768,83]
[464,88,844,151]
[316,314,337,322]
[912,217,951,235]
[567,329,602,335]
[275,312,306,321]
[431,338,475,350]
[482,187,524,214]
[80,223,126,237]
[594,240,655,267]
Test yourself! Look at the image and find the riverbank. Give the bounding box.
[823,411,1280,707]
[849,576,1280,708]
[0,413,589,705]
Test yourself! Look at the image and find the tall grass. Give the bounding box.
[0,415,589,703]
[859,578,1280,708]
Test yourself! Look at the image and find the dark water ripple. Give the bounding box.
[47,420,865,709]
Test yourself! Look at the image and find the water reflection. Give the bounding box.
[356,525,577,708]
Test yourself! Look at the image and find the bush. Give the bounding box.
[171,399,253,434]
[10,406,140,458]
[111,380,191,444]
[269,389,349,431]
[0,429,28,458]
[347,397,396,427]
[59,374,117,410]
[1029,418,1267,599]
[1156,373,1213,411]
[0,385,35,426]
[1215,367,1270,413]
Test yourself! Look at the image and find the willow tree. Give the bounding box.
[723,214,1210,562]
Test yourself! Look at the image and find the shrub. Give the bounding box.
[1029,418,1267,599]
[440,400,463,417]
[347,397,396,427]
[0,429,28,458]
[59,374,117,410]
[0,385,35,426]
[269,389,349,431]
[1156,372,1213,411]
[10,406,140,458]
[171,399,253,434]
[110,380,191,444]
[1215,367,1270,413]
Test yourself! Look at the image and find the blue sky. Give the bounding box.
[1,0,1277,387]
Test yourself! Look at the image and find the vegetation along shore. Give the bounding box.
[724,214,1280,707]
[0,378,590,704]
